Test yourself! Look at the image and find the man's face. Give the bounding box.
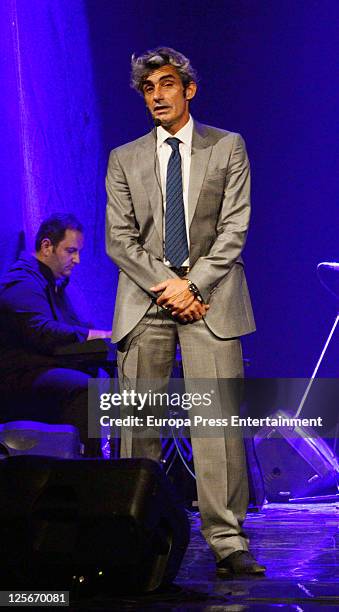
[42,229,84,279]
[142,65,197,134]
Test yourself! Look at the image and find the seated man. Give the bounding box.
[0,213,111,456]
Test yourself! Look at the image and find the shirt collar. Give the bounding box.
[35,256,69,292]
[157,115,193,149]
[34,256,56,286]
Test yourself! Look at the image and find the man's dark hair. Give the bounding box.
[130,46,198,93]
[35,213,83,251]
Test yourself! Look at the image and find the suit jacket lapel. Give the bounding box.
[188,121,213,227]
[138,122,213,243]
[139,131,163,245]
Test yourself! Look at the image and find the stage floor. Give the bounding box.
[68,501,338,610]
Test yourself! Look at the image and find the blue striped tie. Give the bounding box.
[164,137,189,267]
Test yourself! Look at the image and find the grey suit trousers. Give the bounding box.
[117,304,249,560]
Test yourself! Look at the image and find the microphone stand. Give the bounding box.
[293,313,339,419]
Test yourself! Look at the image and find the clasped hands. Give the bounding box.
[150,278,209,323]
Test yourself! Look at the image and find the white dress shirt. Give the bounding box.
[156,115,193,267]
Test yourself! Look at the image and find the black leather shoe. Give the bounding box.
[216,551,266,576]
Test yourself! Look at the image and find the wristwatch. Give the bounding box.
[187,279,203,303]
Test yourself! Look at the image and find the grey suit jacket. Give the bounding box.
[105,121,255,343]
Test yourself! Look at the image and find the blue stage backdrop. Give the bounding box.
[1,0,338,377]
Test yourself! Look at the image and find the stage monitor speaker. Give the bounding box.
[254,410,339,502]
[0,456,190,595]
[0,420,81,459]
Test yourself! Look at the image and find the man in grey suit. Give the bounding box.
[105,47,265,576]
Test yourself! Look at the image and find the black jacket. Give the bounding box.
[0,253,89,377]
